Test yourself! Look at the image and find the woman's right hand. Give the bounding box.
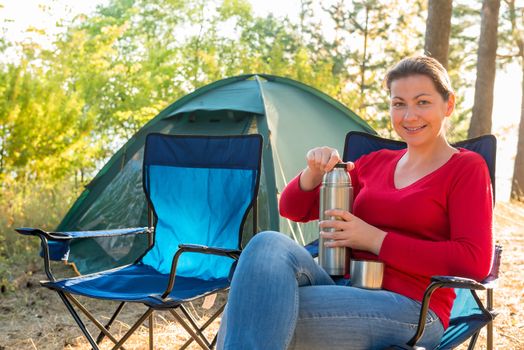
[299,146,353,191]
[306,146,341,175]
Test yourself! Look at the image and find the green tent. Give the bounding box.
[58,74,375,274]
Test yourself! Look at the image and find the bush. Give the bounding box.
[0,176,81,293]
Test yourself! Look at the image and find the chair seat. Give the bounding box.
[437,314,493,349]
[42,264,230,308]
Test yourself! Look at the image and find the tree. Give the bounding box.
[445,2,484,141]
[514,63,524,200]
[502,0,524,201]
[424,0,452,68]
[322,0,426,134]
[468,0,501,138]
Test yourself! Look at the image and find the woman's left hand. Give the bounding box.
[319,209,387,256]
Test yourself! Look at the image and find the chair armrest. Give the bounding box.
[15,227,150,281]
[430,275,486,290]
[404,274,496,348]
[162,244,242,298]
[480,277,498,290]
[177,244,242,259]
[15,227,150,240]
[397,246,503,348]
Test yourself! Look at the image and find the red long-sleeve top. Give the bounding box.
[279,148,493,328]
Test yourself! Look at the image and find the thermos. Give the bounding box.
[319,163,353,276]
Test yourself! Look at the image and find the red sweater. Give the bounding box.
[279,148,493,328]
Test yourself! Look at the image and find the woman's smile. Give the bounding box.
[403,125,427,133]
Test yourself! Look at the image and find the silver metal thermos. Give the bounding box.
[319,163,353,276]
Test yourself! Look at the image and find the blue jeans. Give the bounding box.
[217,231,444,350]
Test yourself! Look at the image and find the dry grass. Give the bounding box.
[1,201,523,350]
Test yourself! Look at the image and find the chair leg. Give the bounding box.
[57,291,100,350]
[487,320,494,350]
[180,304,213,345]
[57,291,157,350]
[467,331,480,350]
[96,301,126,344]
[169,308,211,350]
[209,332,219,349]
[149,313,154,350]
[66,294,125,348]
[180,303,226,350]
[487,288,494,350]
[111,308,154,350]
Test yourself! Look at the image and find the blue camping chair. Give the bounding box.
[16,133,263,349]
[306,131,501,350]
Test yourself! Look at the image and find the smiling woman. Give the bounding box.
[389,75,454,146]
[384,57,459,189]
[217,55,494,350]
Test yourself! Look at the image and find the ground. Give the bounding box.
[1,201,523,349]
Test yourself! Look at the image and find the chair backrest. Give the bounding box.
[343,131,497,201]
[140,134,263,280]
[343,131,498,348]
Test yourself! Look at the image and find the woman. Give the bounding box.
[217,56,493,350]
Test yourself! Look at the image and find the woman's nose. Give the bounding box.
[403,106,417,120]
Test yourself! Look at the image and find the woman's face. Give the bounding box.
[389,74,455,149]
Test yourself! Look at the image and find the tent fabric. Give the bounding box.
[56,74,375,274]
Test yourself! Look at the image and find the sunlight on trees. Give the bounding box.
[0,0,523,269]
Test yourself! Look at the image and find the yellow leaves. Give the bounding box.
[25,26,47,36]
[113,105,161,137]
[219,0,253,20]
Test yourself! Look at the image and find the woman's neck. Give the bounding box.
[403,138,457,167]
[394,137,459,189]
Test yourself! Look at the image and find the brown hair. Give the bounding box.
[384,56,454,101]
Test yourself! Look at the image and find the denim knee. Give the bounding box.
[237,231,297,272]
[244,231,293,255]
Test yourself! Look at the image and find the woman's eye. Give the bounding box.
[418,100,430,105]
[392,102,404,108]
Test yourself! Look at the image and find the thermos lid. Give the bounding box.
[322,163,351,185]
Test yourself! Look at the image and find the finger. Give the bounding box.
[346,161,355,172]
[324,209,353,221]
[319,219,345,230]
[305,149,314,162]
[319,230,335,240]
[323,238,349,248]
[325,150,341,171]
[320,230,344,241]
[306,149,322,170]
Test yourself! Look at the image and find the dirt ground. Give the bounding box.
[1,201,523,350]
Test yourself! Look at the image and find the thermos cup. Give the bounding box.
[319,163,353,276]
[350,260,384,289]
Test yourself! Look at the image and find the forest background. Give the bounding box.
[1,0,523,294]
[0,0,524,348]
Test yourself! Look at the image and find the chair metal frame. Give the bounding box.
[307,131,501,350]
[16,133,264,350]
[400,245,502,350]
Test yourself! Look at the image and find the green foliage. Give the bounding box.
[0,176,81,291]
[0,0,485,288]
[310,0,428,134]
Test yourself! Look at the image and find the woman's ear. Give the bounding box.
[445,93,456,117]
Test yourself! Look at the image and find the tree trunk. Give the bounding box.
[468,0,501,138]
[424,0,452,68]
[511,63,524,201]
